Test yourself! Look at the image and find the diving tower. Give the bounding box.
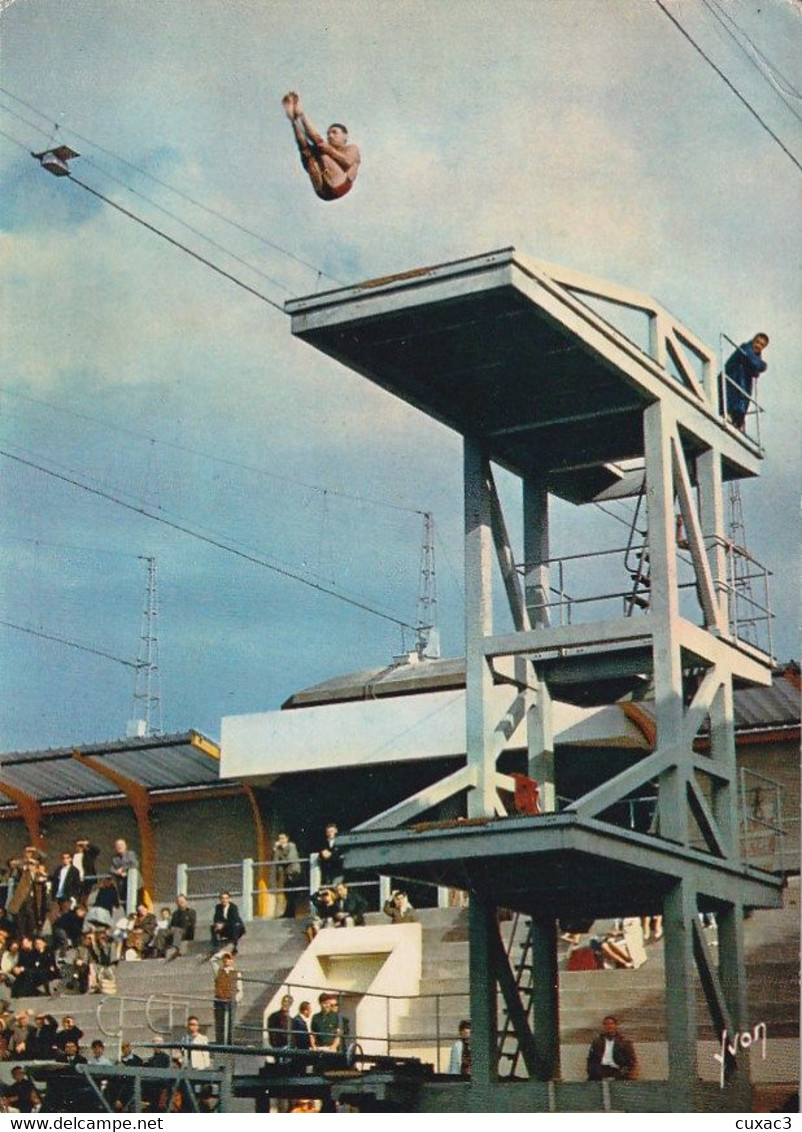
[286,249,781,1113]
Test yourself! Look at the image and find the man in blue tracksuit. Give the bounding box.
[724,333,769,431]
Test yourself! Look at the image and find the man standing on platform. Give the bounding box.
[723,333,769,431]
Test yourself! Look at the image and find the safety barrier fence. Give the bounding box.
[517,539,773,657]
[177,858,453,922]
[94,977,470,1074]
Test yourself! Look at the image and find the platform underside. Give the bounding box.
[341,814,783,918]
[287,250,760,504]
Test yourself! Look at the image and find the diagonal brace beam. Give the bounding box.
[693,918,737,1078]
[566,747,675,820]
[354,765,478,831]
[671,433,721,630]
[687,776,728,858]
[683,667,724,750]
[665,328,707,403]
[487,465,531,632]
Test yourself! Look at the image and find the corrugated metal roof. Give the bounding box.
[282,656,466,708]
[284,658,800,731]
[0,731,221,804]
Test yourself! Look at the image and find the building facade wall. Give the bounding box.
[0,790,262,907]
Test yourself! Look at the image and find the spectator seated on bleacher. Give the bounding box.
[596,918,647,970]
[27,1013,58,1059]
[4,1066,38,1113]
[209,892,245,956]
[306,887,336,942]
[331,882,366,928]
[7,1010,34,1058]
[383,890,417,924]
[86,877,120,930]
[10,936,58,998]
[152,908,172,957]
[124,905,158,960]
[159,894,196,961]
[52,901,86,956]
[55,1015,83,1051]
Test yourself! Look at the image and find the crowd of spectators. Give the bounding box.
[0,1023,222,1113]
[0,838,206,1003]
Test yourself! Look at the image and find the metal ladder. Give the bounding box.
[623,486,651,615]
[496,912,535,1079]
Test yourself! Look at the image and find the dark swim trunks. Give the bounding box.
[317,178,353,201]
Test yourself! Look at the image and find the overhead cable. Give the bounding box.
[68,174,287,313]
[0,618,138,668]
[0,447,417,631]
[0,84,343,283]
[0,386,427,516]
[654,0,801,174]
[701,0,802,124]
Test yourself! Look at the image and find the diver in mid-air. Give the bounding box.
[282,91,360,201]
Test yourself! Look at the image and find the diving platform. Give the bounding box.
[288,249,778,1111]
[341,814,784,919]
[286,248,762,505]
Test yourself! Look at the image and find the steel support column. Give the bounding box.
[464,438,496,818]
[468,897,498,1100]
[717,899,751,1107]
[663,878,698,1110]
[697,447,729,628]
[530,916,560,1079]
[523,479,555,810]
[644,402,688,844]
[709,677,739,858]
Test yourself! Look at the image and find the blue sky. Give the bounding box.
[1,0,799,751]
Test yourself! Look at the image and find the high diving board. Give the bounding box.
[286,249,762,505]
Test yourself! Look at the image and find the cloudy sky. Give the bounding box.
[0,0,799,752]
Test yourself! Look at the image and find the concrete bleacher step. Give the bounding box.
[8,916,310,1055]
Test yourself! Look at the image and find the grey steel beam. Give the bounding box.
[464,439,497,818]
[717,899,751,1108]
[663,879,698,1110]
[529,917,561,1080]
[469,897,499,1101]
[523,476,554,808]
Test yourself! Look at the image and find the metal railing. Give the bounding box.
[96,990,194,1059]
[724,540,774,658]
[517,537,773,656]
[740,766,786,874]
[177,858,453,922]
[93,974,469,1075]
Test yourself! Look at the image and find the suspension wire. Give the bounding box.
[0,122,32,153]
[66,174,287,313]
[654,0,802,174]
[0,97,290,292]
[707,0,802,100]
[0,618,137,668]
[79,155,293,294]
[0,386,427,517]
[700,0,802,124]
[0,447,417,632]
[0,84,344,284]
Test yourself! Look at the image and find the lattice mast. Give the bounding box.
[415,511,440,659]
[128,556,163,737]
